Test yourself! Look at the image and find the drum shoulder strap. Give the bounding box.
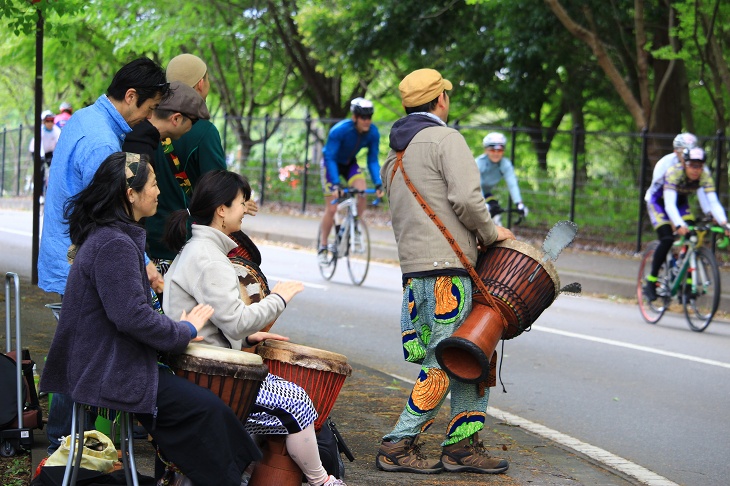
[391,148,506,327]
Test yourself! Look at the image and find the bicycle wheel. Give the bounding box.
[637,241,668,323]
[683,246,720,332]
[346,218,370,285]
[316,223,337,280]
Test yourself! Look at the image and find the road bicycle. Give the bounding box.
[316,188,378,285]
[637,220,728,332]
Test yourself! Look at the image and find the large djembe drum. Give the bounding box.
[255,340,352,432]
[168,343,269,422]
[436,239,560,383]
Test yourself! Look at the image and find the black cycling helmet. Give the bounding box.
[350,97,374,117]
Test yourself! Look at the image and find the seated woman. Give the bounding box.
[162,170,345,486]
[40,152,260,486]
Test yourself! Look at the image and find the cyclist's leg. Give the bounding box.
[650,225,674,278]
[319,158,339,251]
[645,201,673,300]
[345,159,367,216]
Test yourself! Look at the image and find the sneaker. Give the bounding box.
[441,432,509,474]
[376,435,443,474]
[318,247,330,264]
[314,475,346,486]
[643,279,658,302]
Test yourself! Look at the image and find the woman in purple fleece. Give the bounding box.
[40,152,261,486]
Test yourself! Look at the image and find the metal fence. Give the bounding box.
[4,118,730,253]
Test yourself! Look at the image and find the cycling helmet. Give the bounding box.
[41,110,55,121]
[350,97,374,117]
[673,132,697,151]
[59,101,72,112]
[483,132,507,149]
[683,147,705,163]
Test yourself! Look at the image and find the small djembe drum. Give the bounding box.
[230,257,277,350]
[436,239,560,383]
[168,343,269,422]
[255,340,352,432]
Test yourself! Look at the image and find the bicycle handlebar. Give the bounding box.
[491,206,524,226]
[330,188,381,207]
[682,223,730,249]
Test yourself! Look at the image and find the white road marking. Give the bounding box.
[385,370,678,485]
[0,228,32,237]
[266,275,329,291]
[488,407,680,486]
[533,325,730,369]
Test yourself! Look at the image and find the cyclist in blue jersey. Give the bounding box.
[643,147,730,301]
[318,97,383,261]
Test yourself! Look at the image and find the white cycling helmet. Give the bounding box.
[683,147,705,163]
[59,101,72,112]
[483,132,507,149]
[673,132,697,151]
[350,97,374,117]
[41,110,55,121]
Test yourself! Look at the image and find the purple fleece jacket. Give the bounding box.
[40,222,193,414]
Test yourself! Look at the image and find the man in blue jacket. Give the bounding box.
[38,57,169,454]
[318,97,383,260]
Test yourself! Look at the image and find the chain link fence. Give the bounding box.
[4,118,730,253]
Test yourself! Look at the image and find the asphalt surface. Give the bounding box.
[4,198,714,485]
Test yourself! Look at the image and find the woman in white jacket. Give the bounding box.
[162,170,345,486]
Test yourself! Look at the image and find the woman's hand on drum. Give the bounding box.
[271,280,305,303]
[180,304,214,341]
[246,331,290,346]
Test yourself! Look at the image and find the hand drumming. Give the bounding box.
[271,280,305,303]
[180,304,214,341]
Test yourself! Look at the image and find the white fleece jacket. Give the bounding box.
[163,225,286,350]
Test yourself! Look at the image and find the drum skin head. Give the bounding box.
[257,340,352,376]
[181,343,264,365]
[492,239,560,296]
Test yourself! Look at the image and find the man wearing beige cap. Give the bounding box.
[376,68,513,475]
[124,81,211,157]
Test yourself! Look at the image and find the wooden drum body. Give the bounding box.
[169,343,269,422]
[436,239,560,383]
[256,340,352,431]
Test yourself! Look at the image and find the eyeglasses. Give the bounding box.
[357,115,372,120]
[487,148,504,153]
[686,161,704,169]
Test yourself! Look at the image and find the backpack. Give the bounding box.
[1,350,43,456]
[315,417,354,480]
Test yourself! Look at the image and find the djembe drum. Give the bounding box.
[230,257,277,348]
[255,340,352,432]
[168,343,269,422]
[436,239,560,383]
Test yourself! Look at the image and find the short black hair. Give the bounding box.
[107,57,170,107]
[404,93,442,115]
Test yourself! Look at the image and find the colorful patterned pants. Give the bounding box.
[383,275,490,446]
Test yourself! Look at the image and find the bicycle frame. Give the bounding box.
[667,224,726,297]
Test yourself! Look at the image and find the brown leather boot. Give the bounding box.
[375,435,443,474]
[441,432,509,474]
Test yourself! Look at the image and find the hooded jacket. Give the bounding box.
[381,113,497,277]
[40,222,193,414]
